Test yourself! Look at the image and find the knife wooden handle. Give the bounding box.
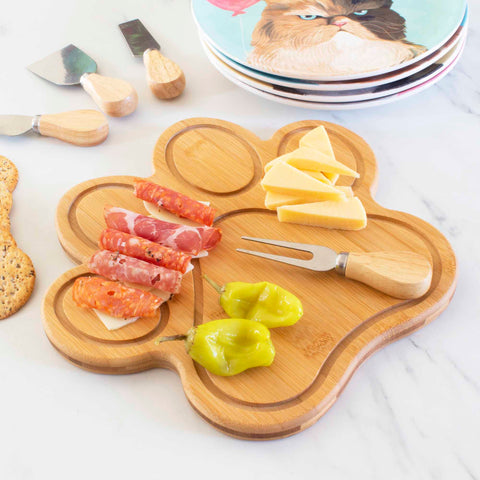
[36,110,109,147]
[143,49,185,100]
[344,251,432,299]
[80,73,138,117]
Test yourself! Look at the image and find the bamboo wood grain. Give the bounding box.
[143,49,185,99]
[343,251,433,299]
[80,73,138,117]
[42,118,457,440]
[37,110,108,146]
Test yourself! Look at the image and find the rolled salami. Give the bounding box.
[104,206,221,256]
[134,180,216,226]
[88,250,182,294]
[99,228,192,274]
[72,277,164,318]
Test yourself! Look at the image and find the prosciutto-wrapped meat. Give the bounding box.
[134,180,216,226]
[104,206,221,256]
[88,250,182,294]
[72,277,164,318]
[99,228,192,274]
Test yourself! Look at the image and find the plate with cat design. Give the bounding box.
[201,31,466,103]
[212,40,464,110]
[192,0,467,81]
[200,9,467,92]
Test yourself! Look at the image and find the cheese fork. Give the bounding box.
[237,236,432,300]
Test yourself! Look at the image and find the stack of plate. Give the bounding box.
[192,0,468,110]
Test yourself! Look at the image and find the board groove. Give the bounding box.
[42,118,456,439]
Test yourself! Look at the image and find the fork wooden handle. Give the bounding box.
[80,73,138,117]
[343,251,432,299]
[143,49,185,99]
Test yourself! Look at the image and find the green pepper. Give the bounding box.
[204,276,303,328]
[155,318,275,376]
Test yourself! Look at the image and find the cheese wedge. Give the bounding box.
[322,171,340,185]
[277,196,367,230]
[264,147,359,178]
[302,170,331,184]
[299,126,336,159]
[261,162,345,201]
[265,186,353,210]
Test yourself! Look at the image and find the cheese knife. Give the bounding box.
[119,19,185,99]
[0,110,108,146]
[27,45,138,117]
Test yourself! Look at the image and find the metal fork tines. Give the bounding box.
[237,236,339,272]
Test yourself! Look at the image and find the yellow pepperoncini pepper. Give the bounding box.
[204,276,303,328]
[155,318,275,376]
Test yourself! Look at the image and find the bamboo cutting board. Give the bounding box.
[42,118,456,439]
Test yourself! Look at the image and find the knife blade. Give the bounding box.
[0,115,35,136]
[119,19,185,99]
[0,110,108,146]
[27,45,138,117]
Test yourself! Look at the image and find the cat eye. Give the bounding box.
[298,15,320,20]
[353,10,368,16]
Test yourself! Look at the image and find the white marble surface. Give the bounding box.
[0,1,479,479]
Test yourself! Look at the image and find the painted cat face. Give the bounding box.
[252,0,409,45]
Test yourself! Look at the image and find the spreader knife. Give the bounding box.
[28,45,138,117]
[119,19,185,99]
[0,110,108,146]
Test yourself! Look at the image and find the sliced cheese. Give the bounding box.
[265,191,320,210]
[299,126,335,159]
[332,186,353,197]
[265,186,354,210]
[277,196,367,230]
[264,147,359,178]
[302,170,331,184]
[94,310,140,331]
[261,162,345,201]
[323,171,340,185]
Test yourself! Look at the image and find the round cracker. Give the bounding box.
[0,156,18,193]
[0,244,35,319]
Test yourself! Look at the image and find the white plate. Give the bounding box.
[202,32,466,103]
[201,13,466,92]
[192,0,467,81]
[210,42,465,110]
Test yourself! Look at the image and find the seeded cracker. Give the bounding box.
[0,243,35,319]
[0,156,35,319]
[0,156,19,193]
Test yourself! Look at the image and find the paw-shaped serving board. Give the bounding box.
[42,118,456,439]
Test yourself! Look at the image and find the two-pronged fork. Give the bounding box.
[237,237,432,299]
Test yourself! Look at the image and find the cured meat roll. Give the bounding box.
[134,180,216,226]
[104,206,221,256]
[72,277,164,318]
[99,228,192,274]
[88,250,182,294]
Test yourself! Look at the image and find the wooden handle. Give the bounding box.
[344,251,432,299]
[36,110,108,147]
[80,73,138,117]
[143,49,185,100]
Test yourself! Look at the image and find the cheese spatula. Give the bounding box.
[28,45,138,117]
[119,19,185,99]
[0,110,108,146]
